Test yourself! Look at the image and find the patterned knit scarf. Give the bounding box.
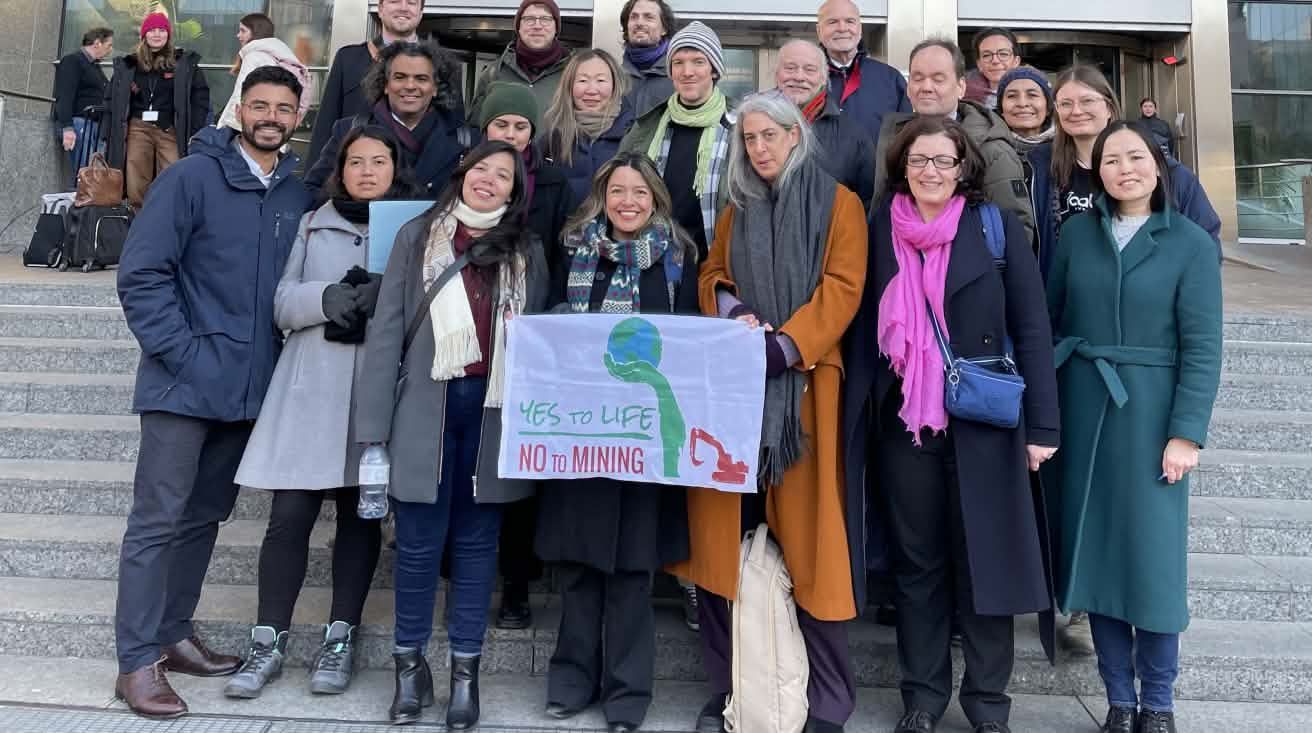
[646,88,728,196]
[565,215,675,313]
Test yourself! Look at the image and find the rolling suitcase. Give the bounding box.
[61,204,132,272]
[22,193,76,268]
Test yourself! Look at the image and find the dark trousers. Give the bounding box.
[879,424,1015,725]
[256,487,382,631]
[548,562,654,726]
[498,495,543,591]
[393,376,502,654]
[115,412,251,674]
[63,115,100,190]
[698,587,856,725]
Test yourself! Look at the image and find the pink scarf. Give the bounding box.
[877,192,966,443]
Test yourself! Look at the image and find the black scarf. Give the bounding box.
[332,197,370,224]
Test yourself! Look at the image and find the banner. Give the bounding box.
[498,314,765,492]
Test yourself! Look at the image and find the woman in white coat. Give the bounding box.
[217,13,311,131]
[226,125,412,700]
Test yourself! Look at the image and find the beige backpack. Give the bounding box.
[723,523,809,733]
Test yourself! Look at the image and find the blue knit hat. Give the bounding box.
[996,66,1054,110]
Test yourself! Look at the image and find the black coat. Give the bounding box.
[534,242,698,572]
[53,50,108,128]
[544,104,635,203]
[103,50,209,172]
[525,162,578,294]
[811,96,876,209]
[307,41,377,171]
[842,203,1059,635]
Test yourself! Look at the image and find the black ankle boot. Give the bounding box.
[389,647,434,725]
[446,654,481,730]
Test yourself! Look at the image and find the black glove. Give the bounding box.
[322,283,359,329]
[355,272,383,317]
[727,303,761,321]
[764,331,787,378]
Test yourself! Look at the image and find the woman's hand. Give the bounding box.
[1161,438,1200,484]
[1026,444,1057,472]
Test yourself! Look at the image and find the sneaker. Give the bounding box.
[1059,611,1095,656]
[682,584,700,632]
[308,621,356,694]
[222,626,286,699]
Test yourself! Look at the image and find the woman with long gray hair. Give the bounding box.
[668,90,868,733]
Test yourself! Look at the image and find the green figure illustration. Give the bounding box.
[603,317,686,477]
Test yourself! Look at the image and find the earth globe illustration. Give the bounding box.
[606,317,663,368]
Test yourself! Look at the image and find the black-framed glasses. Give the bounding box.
[907,154,962,170]
[979,50,1015,62]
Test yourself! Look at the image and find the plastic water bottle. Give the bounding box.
[358,444,390,519]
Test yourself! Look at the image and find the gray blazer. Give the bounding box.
[353,207,549,504]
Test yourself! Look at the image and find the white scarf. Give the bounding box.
[421,201,523,408]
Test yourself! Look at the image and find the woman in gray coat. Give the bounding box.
[353,140,549,728]
[225,126,410,700]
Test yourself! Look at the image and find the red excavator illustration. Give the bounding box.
[689,428,749,485]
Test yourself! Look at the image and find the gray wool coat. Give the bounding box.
[353,207,550,504]
[235,202,369,491]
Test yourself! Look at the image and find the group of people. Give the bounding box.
[105,2,1225,733]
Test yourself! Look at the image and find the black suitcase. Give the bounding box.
[62,204,132,272]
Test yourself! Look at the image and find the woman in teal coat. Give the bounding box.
[1043,121,1222,733]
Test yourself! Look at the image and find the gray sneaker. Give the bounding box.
[223,626,286,699]
[309,621,356,694]
[1059,611,1095,656]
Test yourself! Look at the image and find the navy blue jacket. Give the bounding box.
[543,104,635,203]
[826,47,911,141]
[1027,142,1222,280]
[117,127,310,422]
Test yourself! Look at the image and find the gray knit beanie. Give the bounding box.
[668,21,725,78]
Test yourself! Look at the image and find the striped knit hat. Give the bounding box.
[669,21,725,78]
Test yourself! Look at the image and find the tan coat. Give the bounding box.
[668,186,867,621]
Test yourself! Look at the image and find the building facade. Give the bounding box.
[17,0,1312,244]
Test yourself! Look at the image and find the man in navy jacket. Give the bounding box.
[817,0,910,139]
[113,66,311,720]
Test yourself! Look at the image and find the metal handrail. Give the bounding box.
[0,89,54,104]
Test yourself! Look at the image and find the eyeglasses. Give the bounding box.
[520,15,555,27]
[979,50,1015,63]
[1056,96,1108,114]
[244,101,297,118]
[907,154,962,170]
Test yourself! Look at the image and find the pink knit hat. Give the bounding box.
[140,13,171,39]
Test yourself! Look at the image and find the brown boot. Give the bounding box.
[115,659,187,719]
[162,635,241,677]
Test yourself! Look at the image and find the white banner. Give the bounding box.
[498,313,765,492]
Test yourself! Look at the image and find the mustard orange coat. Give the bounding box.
[668,185,868,622]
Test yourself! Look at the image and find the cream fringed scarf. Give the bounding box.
[421,201,526,408]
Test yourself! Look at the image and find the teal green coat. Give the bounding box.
[1041,198,1222,634]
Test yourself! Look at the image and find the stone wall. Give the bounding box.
[0,0,68,252]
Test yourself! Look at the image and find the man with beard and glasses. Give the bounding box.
[113,66,311,720]
[469,0,573,130]
[308,0,422,166]
[620,0,676,118]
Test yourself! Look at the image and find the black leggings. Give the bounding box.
[256,487,382,631]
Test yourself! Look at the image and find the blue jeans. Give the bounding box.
[392,376,502,655]
[1088,613,1180,713]
[63,116,100,190]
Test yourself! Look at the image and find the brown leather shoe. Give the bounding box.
[162,635,241,677]
[115,659,187,719]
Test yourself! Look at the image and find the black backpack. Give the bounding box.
[23,212,67,268]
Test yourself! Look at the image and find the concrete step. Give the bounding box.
[0,413,139,461]
[0,576,1310,704]
[1196,450,1312,501]
[0,305,131,340]
[1187,553,1312,622]
[0,372,134,415]
[0,282,121,308]
[1224,314,1312,343]
[1191,497,1312,557]
[0,337,138,375]
[1222,340,1312,377]
[1216,373,1312,412]
[1207,409,1312,453]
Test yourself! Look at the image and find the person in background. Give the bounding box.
[846,116,1058,733]
[871,39,1035,241]
[308,0,422,166]
[1044,120,1222,733]
[1026,66,1220,282]
[620,0,676,119]
[964,28,1021,108]
[306,42,467,200]
[53,26,112,189]
[620,21,734,261]
[113,66,308,720]
[535,152,697,733]
[816,0,910,138]
[103,12,210,210]
[543,48,634,202]
[475,81,576,631]
[217,13,311,131]
[354,140,548,728]
[674,91,867,733]
[222,126,410,700]
[1139,97,1178,159]
[469,0,573,129]
[996,66,1054,155]
[774,40,876,206]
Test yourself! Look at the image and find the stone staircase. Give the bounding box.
[0,279,1309,708]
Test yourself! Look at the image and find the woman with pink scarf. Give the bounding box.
[841,115,1059,733]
